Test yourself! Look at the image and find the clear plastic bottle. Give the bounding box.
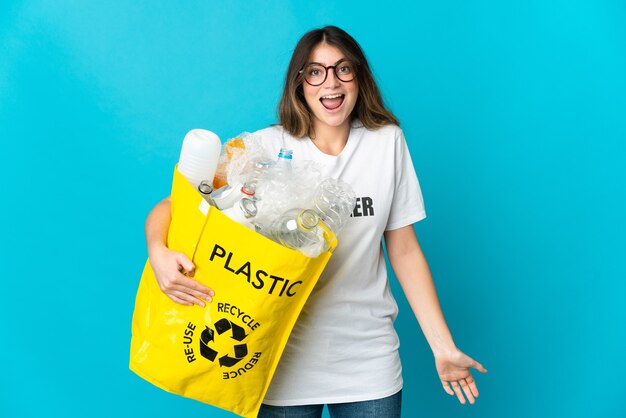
[248,160,275,184]
[197,180,215,205]
[221,197,258,229]
[240,182,256,199]
[267,208,329,257]
[312,178,356,235]
[275,148,293,171]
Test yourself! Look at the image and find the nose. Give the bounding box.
[322,68,341,88]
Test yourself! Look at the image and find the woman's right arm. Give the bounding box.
[145,196,214,307]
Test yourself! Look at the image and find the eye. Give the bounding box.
[337,62,353,74]
[306,65,324,77]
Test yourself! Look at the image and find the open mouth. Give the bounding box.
[320,94,345,110]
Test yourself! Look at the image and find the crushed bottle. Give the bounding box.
[312,178,356,235]
[221,197,258,230]
[265,208,330,258]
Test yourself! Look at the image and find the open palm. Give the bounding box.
[435,348,487,404]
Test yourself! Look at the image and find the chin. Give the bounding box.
[314,105,355,128]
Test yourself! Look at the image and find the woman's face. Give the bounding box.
[302,43,358,133]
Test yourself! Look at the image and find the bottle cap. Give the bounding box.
[278,148,293,160]
[241,182,256,196]
[239,198,258,218]
[198,180,213,195]
[298,209,318,230]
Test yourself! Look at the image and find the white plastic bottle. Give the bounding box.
[211,181,256,210]
[177,129,222,189]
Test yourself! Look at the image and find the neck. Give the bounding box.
[310,119,351,156]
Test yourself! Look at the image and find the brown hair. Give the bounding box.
[278,26,399,138]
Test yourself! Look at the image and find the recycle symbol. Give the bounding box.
[199,318,248,367]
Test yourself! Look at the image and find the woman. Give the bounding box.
[145,26,486,417]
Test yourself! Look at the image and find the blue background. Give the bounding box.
[1,1,625,417]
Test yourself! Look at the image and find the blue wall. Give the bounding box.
[1,1,624,417]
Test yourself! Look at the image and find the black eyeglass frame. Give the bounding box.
[298,60,357,86]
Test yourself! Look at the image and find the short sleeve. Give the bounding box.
[385,129,427,231]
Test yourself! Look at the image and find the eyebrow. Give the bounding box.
[307,58,348,66]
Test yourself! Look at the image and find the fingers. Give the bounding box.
[169,289,206,307]
[169,284,212,307]
[437,350,486,405]
[159,270,214,307]
[173,274,214,299]
[167,291,193,306]
[462,352,487,374]
[449,381,466,404]
[441,380,454,396]
[151,247,215,307]
[459,378,476,404]
[442,377,480,405]
[176,253,195,275]
[472,360,488,374]
[174,256,213,298]
[466,375,480,398]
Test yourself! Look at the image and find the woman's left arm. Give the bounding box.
[384,224,488,405]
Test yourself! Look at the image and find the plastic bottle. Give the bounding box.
[211,181,255,210]
[197,180,215,205]
[267,208,329,257]
[178,129,222,189]
[247,160,275,184]
[221,197,258,229]
[312,178,356,235]
[275,148,293,171]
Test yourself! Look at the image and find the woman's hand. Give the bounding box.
[434,347,487,404]
[148,244,214,307]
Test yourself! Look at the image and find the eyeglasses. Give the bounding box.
[299,60,356,86]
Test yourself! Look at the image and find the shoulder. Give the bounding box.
[253,124,285,139]
[354,122,404,144]
[251,124,287,153]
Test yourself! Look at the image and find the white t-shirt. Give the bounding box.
[254,120,426,406]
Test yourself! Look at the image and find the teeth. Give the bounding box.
[320,94,344,99]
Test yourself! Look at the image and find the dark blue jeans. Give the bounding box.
[258,390,402,418]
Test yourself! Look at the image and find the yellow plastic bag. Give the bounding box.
[130,166,336,418]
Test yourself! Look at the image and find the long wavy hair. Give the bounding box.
[278,26,399,138]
